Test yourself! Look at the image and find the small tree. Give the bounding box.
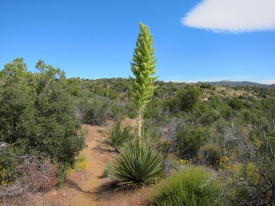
[0,58,86,187]
[130,22,158,140]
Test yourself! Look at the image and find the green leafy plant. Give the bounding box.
[109,141,165,187]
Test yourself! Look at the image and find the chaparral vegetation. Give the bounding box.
[1,23,275,206]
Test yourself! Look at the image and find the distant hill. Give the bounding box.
[202,81,275,88]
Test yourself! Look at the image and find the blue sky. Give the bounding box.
[1,0,275,84]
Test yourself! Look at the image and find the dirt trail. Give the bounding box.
[71,123,111,206]
[38,118,151,206]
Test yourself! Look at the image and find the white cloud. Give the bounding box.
[182,0,275,33]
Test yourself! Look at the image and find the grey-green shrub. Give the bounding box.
[103,120,134,152]
[153,166,221,206]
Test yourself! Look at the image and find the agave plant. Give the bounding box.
[109,140,165,187]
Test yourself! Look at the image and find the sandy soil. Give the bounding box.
[34,118,152,206]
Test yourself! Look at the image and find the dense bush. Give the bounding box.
[0,58,86,187]
[153,166,221,206]
[67,77,81,96]
[177,86,201,112]
[228,97,244,110]
[176,126,210,158]
[200,83,212,89]
[164,85,201,113]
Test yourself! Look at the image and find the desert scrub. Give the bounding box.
[153,166,221,206]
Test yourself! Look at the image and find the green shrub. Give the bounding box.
[178,86,201,112]
[164,97,179,113]
[201,110,220,125]
[164,86,201,113]
[75,93,127,125]
[228,97,244,110]
[203,144,222,166]
[193,100,208,114]
[176,126,209,158]
[247,95,256,102]
[220,105,232,119]
[82,98,110,125]
[200,83,212,89]
[153,166,221,206]
[0,58,86,187]
[144,100,164,120]
[109,100,127,120]
[66,77,80,96]
[109,141,165,187]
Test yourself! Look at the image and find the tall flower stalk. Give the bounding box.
[130,22,158,142]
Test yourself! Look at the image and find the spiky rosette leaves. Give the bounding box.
[109,141,165,187]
